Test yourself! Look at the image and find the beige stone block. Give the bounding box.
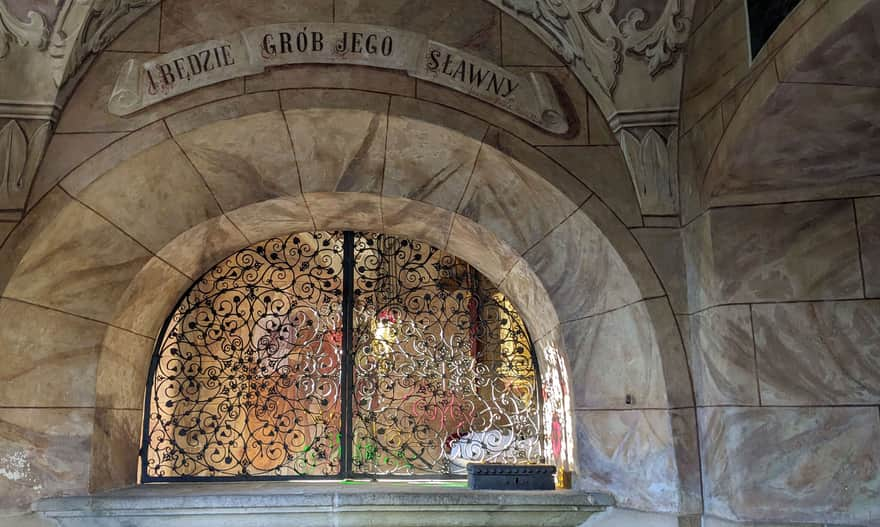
[581,198,664,299]
[703,64,779,205]
[107,4,160,52]
[678,106,723,222]
[0,189,70,293]
[90,409,141,493]
[111,257,191,339]
[588,98,616,146]
[541,146,641,228]
[174,110,301,212]
[445,215,519,286]
[576,409,701,514]
[699,407,880,525]
[157,216,249,280]
[246,64,415,96]
[524,206,643,323]
[0,409,92,513]
[785,1,880,87]
[459,129,583,255]
[159,0,332,51]
[282,90,389,194]
[633,228,688,314]
[562,298,689,410]
[59,122,169,197]
[95,327,154,410]
[1,190,152,323]
[334,0,500,62]
[417,66,587,146]
[165,92,280,136]
[642,217,682,228]
[712,84,880,206]
[717,58,779,133]
[225,197,315,243]
[28,132,127,210]
[500,14,561,67]
[0,299,104,407]
[681,0,749,132]
[0,222,14,248]
[383,97,486,210]
[754,300,880,405]
[774,0,870,82]
[491,131,590,208]
[687,201,863,309]
[380,197,453,250]
[856,197,880,297]
[679,306,759,406]
[74,141,223,253]
[498,258,559,342]
[57,52,243,133]
[306,192,383,232]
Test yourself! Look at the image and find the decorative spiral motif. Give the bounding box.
[144,231,543,480]
[351,234,542,475]
[145,232,345,479]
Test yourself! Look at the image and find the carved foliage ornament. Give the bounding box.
[0,0,157,87]
[499,0,692,96]
[0,1,50,59]
[50,0,157,86]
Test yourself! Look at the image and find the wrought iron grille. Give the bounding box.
[142,231,543,481]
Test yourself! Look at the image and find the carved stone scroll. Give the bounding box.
[107,23,570,134]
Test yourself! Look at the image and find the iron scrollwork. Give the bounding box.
[143,231,543,481]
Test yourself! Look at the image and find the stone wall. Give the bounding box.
[677,1,880,524]
[1,0,878,525]
[677,201,880,525]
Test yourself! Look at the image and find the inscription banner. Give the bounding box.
[108,23,569,134]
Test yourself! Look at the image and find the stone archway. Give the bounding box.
[0,14,697,515]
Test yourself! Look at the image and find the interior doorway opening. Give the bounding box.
[142,231,550,481]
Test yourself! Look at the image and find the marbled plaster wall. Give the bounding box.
[678,2,880,524]
[678,200,880,525]
[0,0,699,523]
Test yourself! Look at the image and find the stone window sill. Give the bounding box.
[34,481,612,527]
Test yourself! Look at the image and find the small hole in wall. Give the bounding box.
[625,394,634,406]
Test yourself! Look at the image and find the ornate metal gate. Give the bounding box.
[142,232,543,481]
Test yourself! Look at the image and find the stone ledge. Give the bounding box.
[34,482,612,527]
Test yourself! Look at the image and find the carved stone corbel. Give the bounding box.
[0,118,52,212]
[611,109,679,217]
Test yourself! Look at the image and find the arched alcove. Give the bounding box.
[0,20,697,514]
[141,229,558,480]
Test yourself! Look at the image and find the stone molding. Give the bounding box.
[0,99,61,121]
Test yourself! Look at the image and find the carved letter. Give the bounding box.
[427,49,442,71]
[262,33,277,57]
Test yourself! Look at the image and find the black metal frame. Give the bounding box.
[140,231,544,483]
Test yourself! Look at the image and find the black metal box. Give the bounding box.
[467,463,556,490]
